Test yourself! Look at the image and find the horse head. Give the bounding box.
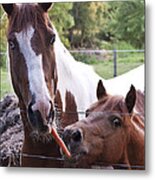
[63,80,143,169]
[2,3,57,137]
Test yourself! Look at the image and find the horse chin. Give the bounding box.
[65,148,89,167]
[70,151,114,169]
[30,129,53,143]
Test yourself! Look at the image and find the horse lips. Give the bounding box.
[50,127,71,159]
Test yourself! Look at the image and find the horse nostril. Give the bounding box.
[71,129,82,142]
[47,100,54,123]
[62,129,71,143]
[28,101,49,133]
[28,102,37,127]
[50,34,56,45]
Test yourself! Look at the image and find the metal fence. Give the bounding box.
[0,49,144,99]
[0,50,145,169]
[70,49,145,77]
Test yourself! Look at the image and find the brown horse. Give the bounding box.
[63,80,145,169]
[2,3,103,167]
[2,3,63,167]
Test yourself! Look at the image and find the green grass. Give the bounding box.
[72,51,144,79]
[0,68,13,99]
[92,52,144,79]
[93,61,143,79]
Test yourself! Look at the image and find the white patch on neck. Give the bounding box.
[15,26,51,114]
[53,27,101,120]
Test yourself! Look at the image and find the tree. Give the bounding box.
[70,2,108,48]
[106,0,145,48]
[49,3,74,48]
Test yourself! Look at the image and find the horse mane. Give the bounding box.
[131,113,144,132]
[8,4,48,33]
[53,27,98,78]
[98,95,126,113]
[135,90,144,120]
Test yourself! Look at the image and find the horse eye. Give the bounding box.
[9,41,15,50]
[112,118,121,128]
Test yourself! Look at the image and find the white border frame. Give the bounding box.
[0,0,154,179]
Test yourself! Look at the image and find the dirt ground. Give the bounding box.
[0,94,24,167]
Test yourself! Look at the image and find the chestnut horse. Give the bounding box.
[63,81,144,169]
[2,3,102,167]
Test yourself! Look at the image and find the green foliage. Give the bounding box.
[49,3,74,48]
[71,53,98,64]
[70,2,108,48]
[0,1,145,69]
[0,68,13,99]
[99,40,135,50]
[106,0,145,48]
[0,6,8,67]
[0,2,145,98]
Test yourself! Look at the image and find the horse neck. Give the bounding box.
[54,33,82,82]
[53,30,102,118]
[53,27,73,74]
[127,114,144,169]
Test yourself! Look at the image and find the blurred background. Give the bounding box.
[0,0,145,99]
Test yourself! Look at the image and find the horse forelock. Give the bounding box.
[8,4,49,33]
[131,114,144,133]
[86,95,134,128]
[91,95,126,114]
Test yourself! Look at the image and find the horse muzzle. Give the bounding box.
[28,105,48,133]
[27,98,54,134]
[62,128,88,162]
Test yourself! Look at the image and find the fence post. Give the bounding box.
[113,49,117,77]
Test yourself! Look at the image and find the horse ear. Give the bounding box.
[97,80,107,100]
[125,85,136,113]
[2,4,14,16]
[38,3,53,12]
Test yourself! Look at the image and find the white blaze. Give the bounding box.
[15,26,51,116]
